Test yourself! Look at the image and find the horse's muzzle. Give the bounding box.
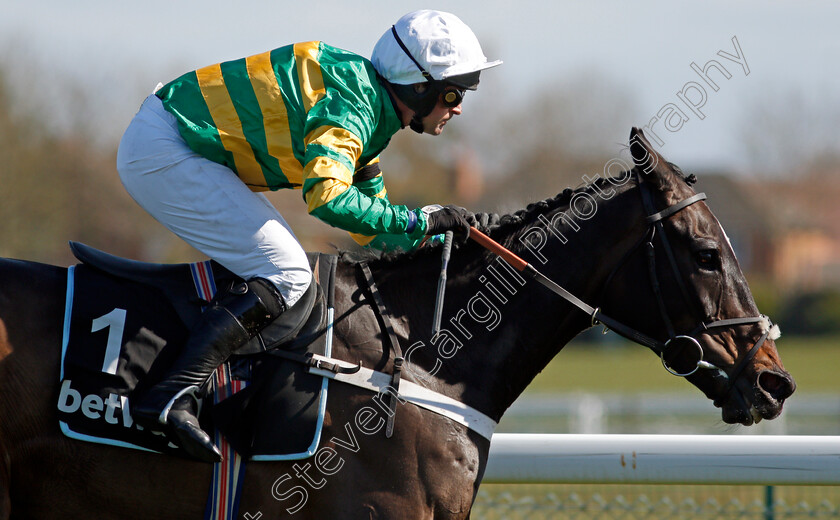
[720,368,796,425]
[755,369,796,415]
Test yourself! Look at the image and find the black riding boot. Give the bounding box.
[132,278,285,462]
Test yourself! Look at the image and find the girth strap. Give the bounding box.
[274,263,496,440]
[271,349,498,440]
[359,262,404,438]
[306,353,497,440]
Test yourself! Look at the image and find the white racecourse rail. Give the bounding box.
[484,434,840,485]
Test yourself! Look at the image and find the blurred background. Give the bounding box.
[3,1,839,435]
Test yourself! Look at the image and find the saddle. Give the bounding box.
[58,242,338,460]
[69,241,322,351]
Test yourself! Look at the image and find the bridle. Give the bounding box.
[471,171,773,402]
[590,172,771,394]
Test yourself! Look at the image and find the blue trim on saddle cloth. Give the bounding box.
[59,257,333,520]
[59,265,162,453]
[251,305,334,462]
[59,420,159,453]
[60,265,74,381]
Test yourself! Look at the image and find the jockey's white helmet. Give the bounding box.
[371,10,502,90]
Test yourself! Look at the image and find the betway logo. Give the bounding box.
[57,379,142,430]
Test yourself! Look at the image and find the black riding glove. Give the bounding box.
[424,205,477,240]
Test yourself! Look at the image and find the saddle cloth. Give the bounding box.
[57,244,337,460]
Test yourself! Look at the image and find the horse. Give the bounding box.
[0,129,795,519]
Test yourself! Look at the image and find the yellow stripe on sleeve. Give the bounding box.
[301,126,362,212]
[245,51,302,184]
[304,125,364,164]
[294,41,326,113]
[195,63,268,190]
[348,232,377,246]
[304,175,351,214]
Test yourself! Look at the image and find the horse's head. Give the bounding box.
[598,128,795,426]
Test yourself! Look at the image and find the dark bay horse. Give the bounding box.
[0,129,795,519]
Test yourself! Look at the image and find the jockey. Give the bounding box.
[117,10,501,462]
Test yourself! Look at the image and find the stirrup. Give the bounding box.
[158,385,200,425]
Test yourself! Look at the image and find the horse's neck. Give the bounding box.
[364,184,645,422]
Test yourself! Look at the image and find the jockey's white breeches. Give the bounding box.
[116,94,311,307]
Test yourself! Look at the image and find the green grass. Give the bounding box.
[472,484,840,519]
[479,336,840,515]
[524,335,840,395]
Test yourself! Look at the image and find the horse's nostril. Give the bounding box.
[757,370,796,401]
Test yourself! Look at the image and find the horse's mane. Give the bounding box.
[490,164,694,234]
[485,175,624,236]
[340,165,696,268]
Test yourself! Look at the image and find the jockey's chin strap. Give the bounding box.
[468,177,772,400]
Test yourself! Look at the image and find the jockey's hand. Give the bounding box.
[424,204,477,240]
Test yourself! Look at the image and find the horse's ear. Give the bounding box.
[629,127,671,185]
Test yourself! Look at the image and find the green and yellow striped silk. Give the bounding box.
[155,41,427,249]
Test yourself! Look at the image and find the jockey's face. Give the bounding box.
[420,89,463,136]
[388,83,464,135]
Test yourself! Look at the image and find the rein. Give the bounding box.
[286,176,771,440]
[469,176,771,397]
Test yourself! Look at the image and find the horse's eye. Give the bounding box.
[696,249,720,270]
